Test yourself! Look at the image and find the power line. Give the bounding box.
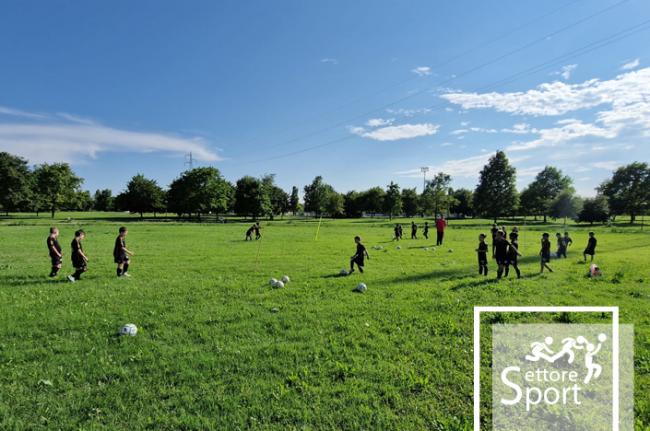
[242,17,650,165]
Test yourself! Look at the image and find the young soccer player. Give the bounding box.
[505,228,522,278]
[490,223,499,255]
[47,227,63,277]
[394,224,401,241]
[583,231,597,262]
[476,233,488,276]
[254,222,262,240]
[493,230,510,279]
[563,232,573,249]
[68,230,88,282]
[540,233,554,273]
[398,224,403,239]
[423,222,429,240]
[436,215,447,246]
[411,222,418,239]
[349,236,369,274]
[114,227,134,277]
[245,224,255,241]
[556,233,567,258]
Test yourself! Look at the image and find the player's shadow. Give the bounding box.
[450,273,540,291]
[377,267,472,285]
[0,274,68,287]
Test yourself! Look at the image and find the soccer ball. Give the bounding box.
[120,323,138,337]
[269,278,278,286]
[340,269,349,276]
[355,283,367,293]
[396,246,401,250]
[448,249,453,253]
[423,247,429,251]
[274,280,285,288]
[281,275,290,283]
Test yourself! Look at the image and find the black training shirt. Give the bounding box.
[47,236,62,256]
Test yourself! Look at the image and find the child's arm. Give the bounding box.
[79,250,89,262]
[50,243,62,257]
[123,247,134,256]
[511,244,523,256]
[365,250,370,259]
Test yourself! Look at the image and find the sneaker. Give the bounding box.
[122,272,131,277]
[67,275,76,283]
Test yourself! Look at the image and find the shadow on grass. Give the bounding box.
[0,273,103,287]
[450,273,541,291]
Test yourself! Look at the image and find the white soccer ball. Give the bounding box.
[355,283,367,293]
[269,278,278,286]
[281,275,290,284]
[423,247,429,251]
[274,280,285,288]
[120,323,138,337]
[396,246,401,250]
[448,249,454,253]
[340,269,349,276]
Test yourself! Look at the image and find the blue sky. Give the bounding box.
[1,0,650,197]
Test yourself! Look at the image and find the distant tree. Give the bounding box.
[343,191,363,218]
[262,175,289,219]
[0,152,33,214]
[359,187,385,216]
[420,172,452,216]
[325,190,344,217]
[519,166,573,222]
[518,186,538,219]
[93,189,114,211]
[233,175,270,219]
[578,195,609,225]
[550,190,582,225]
[116,174,165,219]
[598,162,650,224]
[401,187,420,217]
[383,182,402,220]
[167,167,231,220]
[450,188,474,218]
[289,186,300,215]
[473,151,518,222]
[303,176,333,217]
[33,163,83,218]
[71,190,94,211]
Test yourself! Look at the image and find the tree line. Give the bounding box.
[1,151,649,223]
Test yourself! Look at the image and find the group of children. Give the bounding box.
[393,216,448,245]
[46,226,134,282]
[244,222,262,241]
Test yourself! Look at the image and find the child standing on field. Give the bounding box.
[47,227,63,277]
[349,236,369,274]
[506,228,522,278]
[540,233,554,273]
[68,230,88,282]
[556,232,567,258]
[411,222,418,239]
[254,222,262,240]
[476,234,488,276]
[394,224,401,241]
[245,224,255,241]
[114,226,134,277]
[423,222,429,240]
[493,230,510,279]
[563,231,573,249]
[583,231,597,262]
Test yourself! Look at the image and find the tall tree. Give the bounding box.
[262,175,289,219]
[325,191,344,217]
[519,166,573,222]
[93,189,114,211]
[116,174,165,218]
[420,172,452,216]
[33,163,83,218]
[167,167,232,220]
[383,182,402,220]
[401,187,420,217]
[0,152,32,215]
[72,190,94,211]
[473,151,518,223]
[303,176,332,217]
[450,188,474,218]
[578,195,609,225]
[343,191,363,218]
[598,162,650,224]
[549,190,582,225]
[233,176,270,219]
[289,186,300,215]
[359,187,385,216]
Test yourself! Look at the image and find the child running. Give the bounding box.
[423,222,429,240]
[394,224,401,241]
[583,231,597,262]
[556,233,567,258]
[540,233,554,273]
[46,227,63,278]
[411,222,418,239]
[476,233,488,276]
[114,226,134,277]
[245,224,255,241]
[505,227,522,279]
[68,229,88,282]
[563,231,573,250]
[493,230,510,279]
[254,222,262,240]
[349,235,370,274]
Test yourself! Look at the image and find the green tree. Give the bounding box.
[343,191,363,218]
[71,190,94,211]
[325,191,344,217]
[359,187,385,216]
[93,189,114,211]
[383,182,402,220]
[578,195,609,225]
[598,162,650,224]
[116,174,165,218]
[233,176,270,219]
[0,152,33,214]
[473,151,518,223]
[289,186,300,215]
[420,172,452,216]
[549,190,582,225]
[303,176,331,217]
[33,163,83,218]
[167,167,232,220]
[519,166,573,222]
[262,175,289,219]
[450,188,474,218]
[401,187,420,217]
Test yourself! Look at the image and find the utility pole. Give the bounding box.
[184,152,194,170]
[420,166,429,192]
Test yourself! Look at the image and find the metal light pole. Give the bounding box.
[420,166,429,192]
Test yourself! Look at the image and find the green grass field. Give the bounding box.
[1,213,649,430]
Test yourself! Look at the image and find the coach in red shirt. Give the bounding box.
[435,215,447,246]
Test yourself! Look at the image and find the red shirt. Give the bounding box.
[436,218,447,232]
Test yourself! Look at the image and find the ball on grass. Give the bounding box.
[274,280,285,289]
[269,278,278,286]
[281,275,290,284]
[396,246,401,250]
[340,269,349,276]
[448,249,453,253]
[355,283,367,293]
[120,323,138,337]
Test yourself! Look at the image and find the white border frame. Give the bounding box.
[473,306,619,431]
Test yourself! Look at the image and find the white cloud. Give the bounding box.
[350,123,439,141]
[450,129,468,135]
[507,119,617,152]
[440,142,454,147]
[591,161,621,170]
[451,126,498,135]
[501,123,534,134]
[366,118,393,127]
[386,107,432,117]
[411,66,432,76]
[552,64,577,80]
[320,58,338,64]
[620,58,640,71]
[0,107,220,164]
[0,105,48,119]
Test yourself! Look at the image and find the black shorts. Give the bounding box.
[114,254,130,264]
[351,257,364,267]
[541,254,551,263]
[72,258,87,270]
[584,249,595,256]
[506,256,518,265]
[50,255,62,266]
[478,254,488,265]
[495,256,507,265]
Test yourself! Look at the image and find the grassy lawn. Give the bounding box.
[0,213,649,430]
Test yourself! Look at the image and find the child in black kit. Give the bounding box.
[493,230,510,279]
[540,233,554,273]
[245,224,255,241]
[476,234,488,276]
[556,232,567,258]
[47,227,63,277]
[423,222,429,240]
[411,222,418,239]
[583,231,597,262]
[505,228,522,278]
[68,230,88,282]
[114,227,134,277]
[349,236,369,274]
